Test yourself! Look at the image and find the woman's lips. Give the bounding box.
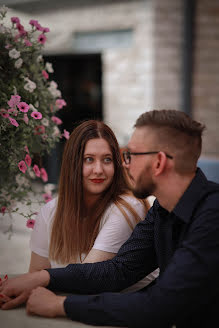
[90,179,105,183]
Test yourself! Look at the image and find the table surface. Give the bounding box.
[0,275,120,328]
[0,307,117,328]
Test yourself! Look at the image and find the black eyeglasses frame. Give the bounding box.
[122,151,173,164]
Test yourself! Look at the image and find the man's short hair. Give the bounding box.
[135,109,206,173]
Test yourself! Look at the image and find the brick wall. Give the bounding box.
[192,0,219,158]
[37,0,155,146]
[153,0,184,110]
[9,0,219,157]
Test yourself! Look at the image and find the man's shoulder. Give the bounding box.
[197,179,219,209]
[206,180,219,193]
[198,181,219,210]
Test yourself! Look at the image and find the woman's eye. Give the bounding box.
[84,157,93,163]
[104,157,112,163]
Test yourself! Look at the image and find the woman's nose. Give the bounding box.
[93,161,103,173]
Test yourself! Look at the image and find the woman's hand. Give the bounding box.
[26,287,66,317]
[0,270,50,310]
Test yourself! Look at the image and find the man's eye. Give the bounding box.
[84,157,93,163]
[104,157,112,163]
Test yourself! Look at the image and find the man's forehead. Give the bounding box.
[128,127,149,149]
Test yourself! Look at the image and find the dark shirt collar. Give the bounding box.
[172,168,208,223]
[155,168,208,224]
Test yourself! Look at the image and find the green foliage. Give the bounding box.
[0,6,67,219]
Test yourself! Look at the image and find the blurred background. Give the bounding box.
[2,0,219,183]
[1,0,219,273]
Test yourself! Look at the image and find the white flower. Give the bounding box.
[48,81,62,98]
[29,104,37,111]
[15,58,23,68]
[13,86,18,95]
[45,62,54,73]
[54,89,61,98]
[50,81,58,89]
[36,55,43,63]
[0,5,9,16]
[42,118,49,126]
[29,170,36,179]
[9,48,20,59]
[44,183,56,194]
[16,174,29,186]
[52,126,60,137]
[24,80,36,93]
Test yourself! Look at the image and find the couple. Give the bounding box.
[1,109,219,328]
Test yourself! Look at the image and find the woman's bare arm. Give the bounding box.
[82,249,115,263]
[29,252,51,272]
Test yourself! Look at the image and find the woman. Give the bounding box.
[29,120,151,275]
[0,120,159,311]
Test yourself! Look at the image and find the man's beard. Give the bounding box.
[127,167,155,199]
[132,181,155,199]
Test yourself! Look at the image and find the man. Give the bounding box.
[1,109,219,327]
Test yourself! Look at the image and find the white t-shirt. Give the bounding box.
[30,195,159,291]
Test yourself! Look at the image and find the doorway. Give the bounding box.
[43,54,103,183]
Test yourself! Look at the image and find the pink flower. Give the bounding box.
[55,98,67,109]
[26,219,35,229]
[33,164,41,177]
[1,206,6,215]
[40,168,48,182]
[23,113,29,124]
[7,94,21,108]
[9,117,19,127]
[16,23,26,35]
[33,212,39,216]
[42,134,48,141]
[36,23,42,31]
[11,17,20,24]
[43,193,52,203]
[38,34,46,44]
[8,108,18,116]
[29,19,39,27]
[24,145,29,153]
[62,129,70,140]
[0,109,9,118]
[17,102,29,113]
[51,116,62,125]
[19,29,27,37]
[34,125,45,135]
[18,160,27,173]
[0,112,9,118]
[31,111,42,120]
[42,70,49,79]
[42,27,50,33]
[25,154,32,167]
[24,39,32,46]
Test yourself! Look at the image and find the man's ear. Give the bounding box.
[153,152,168,177]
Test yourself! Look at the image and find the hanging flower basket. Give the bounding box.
[0,5,69,231]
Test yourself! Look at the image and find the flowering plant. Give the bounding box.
[0,6,69,232]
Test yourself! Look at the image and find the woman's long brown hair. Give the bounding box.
[49,120,150,264]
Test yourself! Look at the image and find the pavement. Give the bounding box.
[0,182,44,275]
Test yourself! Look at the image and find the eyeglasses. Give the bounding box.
[122,151,173,164]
